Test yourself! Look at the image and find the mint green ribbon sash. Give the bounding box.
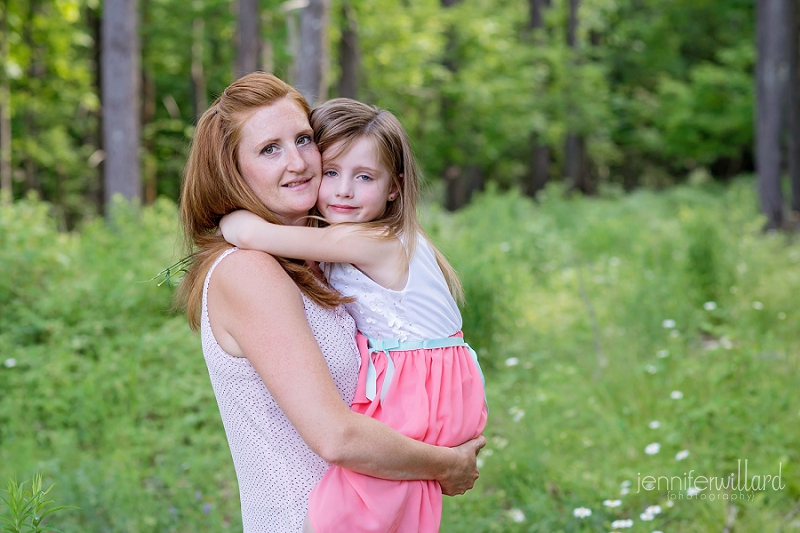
[365,336,486,403]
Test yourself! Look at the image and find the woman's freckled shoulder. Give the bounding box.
[213,249,297,292]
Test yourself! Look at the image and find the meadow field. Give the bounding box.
[1,178,799,532]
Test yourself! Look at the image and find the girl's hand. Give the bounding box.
[219,210,263,248]
[439,435,486,496]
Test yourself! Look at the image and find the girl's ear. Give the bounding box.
[388,174,402,202]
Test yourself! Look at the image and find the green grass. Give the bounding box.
[2,178,799,532]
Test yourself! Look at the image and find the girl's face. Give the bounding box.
[316,136,399,224]
[237,98,321,226]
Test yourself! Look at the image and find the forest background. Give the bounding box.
[3,0,800,532]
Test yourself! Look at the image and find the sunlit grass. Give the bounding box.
[1,178,798,532]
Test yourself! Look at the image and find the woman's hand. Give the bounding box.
[438,435,486,496]
[219,210,263,248]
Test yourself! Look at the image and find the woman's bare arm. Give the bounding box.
[208,249,483,494]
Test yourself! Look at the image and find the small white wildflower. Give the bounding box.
[620,487,630,495]
[499,242,512,253]
[620,480,632,488]
[640,512,655,521]
[665,500,674,508]
[687,486,701,496]
[508,508,525,523]
[652,531,665,533]
[662,319,676,329]
[645,505,662,515]
[656,349,669,358]
[611,519,634,528]
[572,507,592,518]
[703,301,717,311]
[646,365,658,374]
[645,443,661,455]
[778,312,787,320]
[670,329,680,338]
[505,357,519,367]
[508,406,525,423]
[3,358,17,368]
[603,499,622,508]
[752,301,764,310]
[670,390,683,400]
[648,420,661,429]
[675,449,690,461]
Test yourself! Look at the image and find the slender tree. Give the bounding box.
[564,0,592,194]
[755,0,791,229]
[296,0,331,106]
[236,0,260,79]
[789,0,800,217]
[101,0,141,207]
[0,0,11,202]
[337,1,359,99]
[191,16,207,119]
[522,0,550,199]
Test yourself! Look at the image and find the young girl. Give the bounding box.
[220,98,487,533]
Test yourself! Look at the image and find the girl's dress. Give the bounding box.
[202,248,361,533]
[308,235,488,533]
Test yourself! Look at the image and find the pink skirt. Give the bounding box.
[308,332,488,533]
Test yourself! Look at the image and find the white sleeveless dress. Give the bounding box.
[201,248,360,533]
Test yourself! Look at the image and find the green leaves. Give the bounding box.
[0,474,75,533]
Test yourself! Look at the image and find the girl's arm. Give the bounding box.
[209,250,484,494]
[220,209,402,272]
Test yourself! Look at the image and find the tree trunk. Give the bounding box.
[564,0,592,194]
[88,5,104,216]
[296,0,331,106]
[756,0,790,230]
[337,1,359,99]
[789,0,800,215]
[260,10,274,73]
[522,0,550,198]
[192,17,207,119]
[0,3,11,202]
[101,0,141,208]
[236,0,260,79]
[441,0,481,211]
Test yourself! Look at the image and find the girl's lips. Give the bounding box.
[328,204,357,211]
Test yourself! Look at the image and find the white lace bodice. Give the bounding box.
[324,235,462,341]
[201,248,360,533]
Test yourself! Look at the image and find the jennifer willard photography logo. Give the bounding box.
[636,460,785,502]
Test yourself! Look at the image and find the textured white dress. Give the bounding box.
[201,248,360,533]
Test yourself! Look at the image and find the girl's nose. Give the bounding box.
[336,178,353,198]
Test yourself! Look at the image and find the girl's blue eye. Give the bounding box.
[324,170,338,178]
[357,174,372,181]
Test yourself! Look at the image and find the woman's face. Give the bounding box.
[237,98,321,226]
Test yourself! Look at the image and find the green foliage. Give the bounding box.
[3,178,799,531]
[2,0,756,222]
[0,474,73,533]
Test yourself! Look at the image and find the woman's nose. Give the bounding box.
[285,145,308,173]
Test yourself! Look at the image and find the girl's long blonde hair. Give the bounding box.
[177,72,348,330]
[310,98,463,301]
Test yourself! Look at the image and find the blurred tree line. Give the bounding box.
[0,0,770,227]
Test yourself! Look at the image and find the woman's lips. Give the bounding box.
[282,177,313,189]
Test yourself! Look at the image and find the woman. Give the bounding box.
[177,72,484,533]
